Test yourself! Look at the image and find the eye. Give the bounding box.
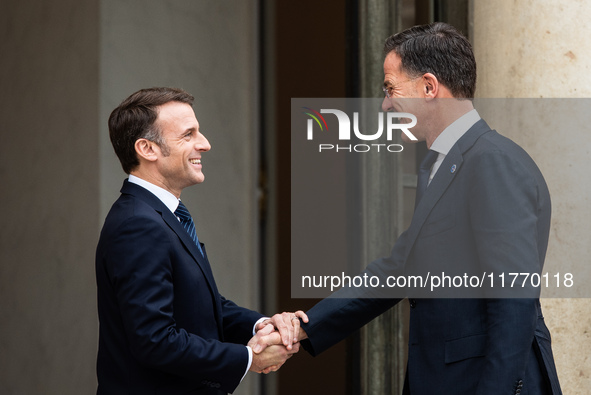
[183,131,192,140]
[382,85,395,98]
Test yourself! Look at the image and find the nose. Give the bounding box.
[196,133,211,152]
[382,97,393,112]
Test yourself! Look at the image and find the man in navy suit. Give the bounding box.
[96,87,306,394]
[292,23,562,394]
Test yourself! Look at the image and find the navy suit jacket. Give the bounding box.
[96,180,263,394]
[301,120,562,395]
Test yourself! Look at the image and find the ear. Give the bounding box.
[421,73,439,100]
[134,138,159,163]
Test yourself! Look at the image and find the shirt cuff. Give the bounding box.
[245,316,271,380]
[242,346,253,381]
[253,316,270,335]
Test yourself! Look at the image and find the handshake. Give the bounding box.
[247,311,309,374]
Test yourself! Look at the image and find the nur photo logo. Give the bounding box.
[303,107,418,153]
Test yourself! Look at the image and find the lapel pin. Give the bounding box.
[450,164,457,173]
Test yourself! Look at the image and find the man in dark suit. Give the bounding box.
[292,23,562,394]
[96,87,306,394]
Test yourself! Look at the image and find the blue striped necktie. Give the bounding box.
[174,201,204,256]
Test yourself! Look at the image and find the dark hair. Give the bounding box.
[108,87,194,174]
[383,22,476,98]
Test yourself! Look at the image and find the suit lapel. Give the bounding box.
[160,212,219,290]
[403,119,493,258]
[160,209,225,336]
[120,181,223,321]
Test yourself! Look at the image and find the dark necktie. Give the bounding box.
[174,201,204,256]
[414,150,439,210]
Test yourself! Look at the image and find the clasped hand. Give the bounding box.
[248,311,309,374]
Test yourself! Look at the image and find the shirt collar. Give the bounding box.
[128,174,180,214]
[430,109,481,155]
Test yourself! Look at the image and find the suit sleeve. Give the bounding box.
[220,296,263,345]
[302,296,398,356]
[301,236,407,355]
[468,149,542,394]
[104,215,249,394]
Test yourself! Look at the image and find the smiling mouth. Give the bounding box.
[189,159,201,165]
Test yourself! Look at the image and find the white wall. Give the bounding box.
[0,0,100,393]
[473,1,591,392]
[1,1,262,393]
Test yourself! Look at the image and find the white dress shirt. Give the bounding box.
[128,174,180,213]
[427,109,481,184]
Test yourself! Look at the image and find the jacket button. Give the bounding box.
[409,299,416,308]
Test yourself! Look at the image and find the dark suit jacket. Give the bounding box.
[302,120,562,395]
[96,180,263,394]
